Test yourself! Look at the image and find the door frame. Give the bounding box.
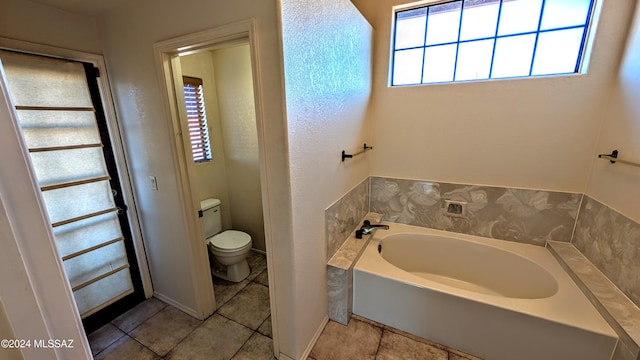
[0,37,154,299]
[153,19,279,356]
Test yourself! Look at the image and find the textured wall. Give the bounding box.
[353,0,634,193]
[211,45,265,251]
[370,177,581,246]
[586,2,640,223]
[280,0,372,356]
[573,196,640,308]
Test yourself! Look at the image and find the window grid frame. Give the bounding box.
[391,0,596,86]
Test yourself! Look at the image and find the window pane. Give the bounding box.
[395,8,427,49]
[30,147,109,187]
[540,0,591,30]
[532,28,584,75]
[17,110,100,148]
[498,0,544,36]
[392,48,424,85]
[423,44,457,83]
[460,0,500,41]
[455,39,494,81]
[426,1,463,45]
[492,34,536,78]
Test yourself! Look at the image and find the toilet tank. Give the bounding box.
[200,198,222,240]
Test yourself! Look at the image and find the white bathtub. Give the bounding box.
[353,222,618,360]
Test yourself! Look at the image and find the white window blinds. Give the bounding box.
[183,76,212,163]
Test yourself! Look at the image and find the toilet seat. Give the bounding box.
[208,230,251,252]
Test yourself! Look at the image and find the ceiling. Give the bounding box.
[29,0,128,16]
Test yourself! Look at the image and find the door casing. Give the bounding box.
[153,19,280,357]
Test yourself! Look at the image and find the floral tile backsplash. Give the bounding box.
[573,196,640,308]
[325,178,369,260]
[369,177,581,246]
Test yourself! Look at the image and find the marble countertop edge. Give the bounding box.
[328,212,383,270]
[547,241,640,354]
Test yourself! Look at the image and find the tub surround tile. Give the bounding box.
[327,266,350,325]
[370,177,580,246]
[548,241,640,358]
[327,212,382,324]
[328,212,383,270]
[572,196,640,308]
[310,318,382,360]
[325,178,370,261]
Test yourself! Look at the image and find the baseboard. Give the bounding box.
[298,315,329,360]
[153,291,200,319]
[251,248,266,255]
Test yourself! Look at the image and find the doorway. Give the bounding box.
[153,19,279,357]
[0,45,152,334]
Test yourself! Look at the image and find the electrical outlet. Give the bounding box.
[444,200,466,218]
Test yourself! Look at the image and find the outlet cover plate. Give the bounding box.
[444,200,467,218]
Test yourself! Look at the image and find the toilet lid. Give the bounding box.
[209,230,251,250]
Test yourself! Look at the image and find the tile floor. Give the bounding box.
[309,316,483,360]
[88,251,274,360]
[89,251,482,360]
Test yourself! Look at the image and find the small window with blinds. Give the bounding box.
[182,76,212,163]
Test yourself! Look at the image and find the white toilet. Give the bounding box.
[200,198,252,282]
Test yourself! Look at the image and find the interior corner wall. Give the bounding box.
[279,0,372,356]
[585,1,640,223]
[0,0,101,54]
[179,51,233,231]
[359,0,633,193]
[211,45,266,252]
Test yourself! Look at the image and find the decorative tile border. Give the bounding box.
[325,178,369,261]
[370,177,581,246]
[573,196,640,309]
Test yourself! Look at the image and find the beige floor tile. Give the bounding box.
[111,297,167,333]
[218,283,270,330]
[246,251,267,281]
[213,277,251,310]
[130,306,202,356]
[257,315,272,338]
[94,336,159,360]
[166,314,253,360]
[88,323,126,356]
[310,319,382,360]
[231,332,275,360]
[376,330,448,360]
[254,269,269,287]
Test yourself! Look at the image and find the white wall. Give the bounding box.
[211,45,265,251]
[354,0,634,193]
[0,0,101,54]
[280,0,372,356]
[586,2,640,222]
[179,51,233,231]
[96,0,297,357]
